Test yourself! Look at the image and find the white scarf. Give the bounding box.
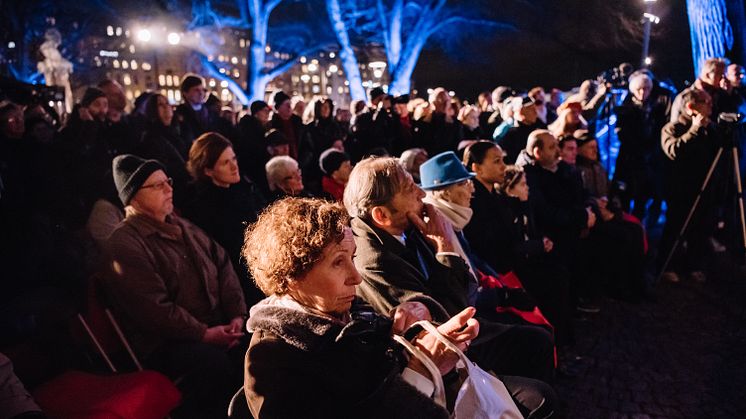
[423,195,477,280]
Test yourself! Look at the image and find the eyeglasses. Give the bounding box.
[282,169,302,182]
[141,177,173,191]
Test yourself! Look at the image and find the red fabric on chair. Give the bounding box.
[33,370,181,419]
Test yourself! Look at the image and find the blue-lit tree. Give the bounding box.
[187,0,332,104]
[326,0,367,101]
[326,0,509,98]
[687,0,733,75]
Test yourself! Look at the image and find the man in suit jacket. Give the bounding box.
[344,157,558,417]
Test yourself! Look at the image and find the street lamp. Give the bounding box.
[137,28,152,43]
[641,0,659,68]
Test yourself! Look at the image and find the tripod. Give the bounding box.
[657,117,746,280]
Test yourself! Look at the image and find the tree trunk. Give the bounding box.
[686,0,733,76]
[326,0,366,101]
[726,0,746,65]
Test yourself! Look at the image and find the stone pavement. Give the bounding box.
[554,261,746,419]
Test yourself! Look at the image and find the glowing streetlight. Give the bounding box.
[645,56,653,66]
[167,32,181,45]
[137,29,152,43]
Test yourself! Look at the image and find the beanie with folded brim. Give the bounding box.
[112,154,166,206]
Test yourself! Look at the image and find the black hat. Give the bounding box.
[393,94,410,105]
[265,129,289,146]
[180,74,204,92]
[250,100,271,115]
[272,91,291,108]
[319,148,350,175]
[369,87,386,102]
[112,154,166,206]
[81,87,106,107]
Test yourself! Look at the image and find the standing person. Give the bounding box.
[349,87,399,160]
[270,91,312,174]
[236,100,272,194]
[670,58,729,122]
[104,154,248,418]
[498,97,545,164]
[458,104,483,140]
[425,88,463,156]
[174,74,212,146]
[529,87,556,125]
[658,89,719,283]
[304,97,345,193]
[182,132,267,306]
[136,93,191,203]
[614,71,671,223]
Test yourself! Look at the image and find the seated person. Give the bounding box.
[343,157,557,395]
[182,132,267,306]
[103,154,247,418]
[265,155,308,202]
[319,148,353,201]
[242,197,480,418]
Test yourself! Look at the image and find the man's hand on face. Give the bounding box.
[407,203,456,253]
[692,113,709,130]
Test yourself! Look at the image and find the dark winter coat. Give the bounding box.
[498,122,545,164]
[245,296,449,419]
[660,116,719,202]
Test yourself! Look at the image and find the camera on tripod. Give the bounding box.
[596,63,635,90]
[717,112,744,147]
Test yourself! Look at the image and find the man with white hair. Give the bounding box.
[498,96,546,164]
[613,70,672,223]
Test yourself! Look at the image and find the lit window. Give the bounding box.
[231,56,238,64]
[166,75,173,86]
[218,55,225,62]
[173,75,180,85]
[239,39,245,48]
[122,60,129,69]
[175,90,181,102]
[344,87,349,93]
[113,59,120,68]
[161,89,167,96]
[241,58,247,65]
[221,89,231,101]
[300,74,310,83]
[126,90,134,100]
[311,59,319,65]
[338,86,344,94]
[329,64,338,73]
[142,62,152,71]
[327,86,332,94]
[209,79,216,87]
[107,26,114,36]
[312,85,320,94]
[219,68,226,74]
[167,89,175,103]
[158,74,166,86]
[308,63,318,72]
[129,44,135,54]
[300,56,307,64]
[123,74,132,85]
[329,52,336,58]
[343,80,349,86]
[130,60,137,70]
[312,75,320,84]
[373,69,383,78]
[125,30,130,38]
[115,27,122,36]
[265,45,271,53]
[301,65,308,73]
[220,80,229,88]
[233,70,240,78]
[291,76,299,84]
[134,89,141,98]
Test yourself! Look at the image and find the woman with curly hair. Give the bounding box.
[242,197,480,418]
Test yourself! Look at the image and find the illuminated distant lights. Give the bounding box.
[231,56,238,64]
[449,90,456,97]
[113,59,120,68]
[122,60,129,69]
[265,45,271,53]
[48,101,55,107]
[427,88,434,95]
[645,56,653,65]
[99,50,118,57]
[308,63,318,72]
[329,52,336,58]
[115,27,122,36]
[129,44,136,53]
[123,74,132,85]
[130,60,137,70]
[329,64,338,73]
[643,13,660,24]
[167,32,181,45]
[300,74,311,83]
[107,26,114,36]
[219,68,226,74]
[209,79,216,87]
[141,62,152,71]
[300,56,307,63]
[220,80,229,88]
[369,61,387,69]
[7,41,15,49]
[343,80,349,86]
[137,29,152,42]
[373,69,383,78]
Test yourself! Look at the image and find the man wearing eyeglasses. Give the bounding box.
[103,154,247,417]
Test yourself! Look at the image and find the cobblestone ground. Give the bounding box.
[555,258,746,419]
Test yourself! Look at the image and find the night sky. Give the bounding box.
[412,0,695,100]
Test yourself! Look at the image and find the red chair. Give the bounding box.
[32,274,181,418]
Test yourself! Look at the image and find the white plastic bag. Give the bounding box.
[415,321,524,419]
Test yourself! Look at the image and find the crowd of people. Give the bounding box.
[1,56,745,418]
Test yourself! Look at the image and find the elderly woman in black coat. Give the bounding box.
[242,197,479,418]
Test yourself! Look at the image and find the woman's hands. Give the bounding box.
[407,307,479,376]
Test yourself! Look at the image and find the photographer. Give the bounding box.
[613,70,672,223]
[658,89,718,283]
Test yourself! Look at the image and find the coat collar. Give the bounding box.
[123,211,183,241]
[350,217,409,257]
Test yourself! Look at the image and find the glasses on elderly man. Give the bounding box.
[141,177,173,191]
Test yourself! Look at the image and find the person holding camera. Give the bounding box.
[658,89,719,283]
